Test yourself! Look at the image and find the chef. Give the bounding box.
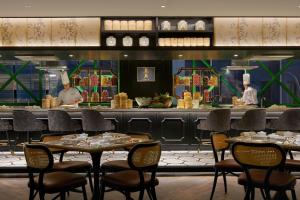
[239,73,258,105]
[57,71,83,107]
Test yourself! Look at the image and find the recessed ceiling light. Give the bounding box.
[123,54,128,57]
[298,5,300,8]
[68,54,74,58]
[161,5,166,8]
[178,54,183,57]
[233,54,239,57]
[24,4,32,8]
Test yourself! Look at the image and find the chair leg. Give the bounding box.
[87,170,94,192]
[291,189,297,200]
[60,192,66,200]
[82,186,88,200]
[27,131,31,144]
[210,169,219,200]
[38,191,45,200]
[244,187,251,200]
[265,189,272,200]
[125,192,131,200]
[138,189,145,200]
[146,188,153,200]
[260,188,266,200]
[150,186,157,200]
[250,188,255,200]
[222,171,227,194]
[29,187,34,200]
[100,181,105,200]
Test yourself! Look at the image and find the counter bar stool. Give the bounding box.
[231,109,266,132]
[47,110,93,192]
[81,109,115,135]
[48,110,81,134]
[267,109,300,173]
[0,119,13,153]
[13,110,47,145]
[197,109,231,150]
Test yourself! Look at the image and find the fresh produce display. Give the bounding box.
[135,93,173,108]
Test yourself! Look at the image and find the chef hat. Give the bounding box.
[61,71,70,85]
[243,73,250,85]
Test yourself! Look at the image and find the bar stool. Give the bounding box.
[0,119,13,152]
[266,109,300,131]
[197,109,231,150]
[267,109,300,172]
[48,110,81,134]
[47,110,93,192]
[81,109,115,134]
[13,110,47,145]
[231,109,266,132]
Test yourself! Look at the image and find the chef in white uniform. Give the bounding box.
[239,73,258,105]
[57,71,83,107]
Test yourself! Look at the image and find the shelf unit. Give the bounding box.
[173,67,219,103]
[71,68,118,103]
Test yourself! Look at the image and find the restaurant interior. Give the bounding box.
[1,0,300,200]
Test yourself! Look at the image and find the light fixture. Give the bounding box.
[24,4,32,8]
[223,65,259,71]
[298,5,300,8]
[249,55,294,61]
[233,54,239,57]
[161,5,166,8]
[68,54,74,58]
[15,55,59,61]
[123,54,128,58]
[178,54,183,57]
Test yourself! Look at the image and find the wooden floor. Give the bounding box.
[0,175,298,200]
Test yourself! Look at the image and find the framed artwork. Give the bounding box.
[137,67,155,82]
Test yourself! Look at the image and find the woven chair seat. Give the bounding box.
[53,161,92,172]
[215,159,241,171]
[238,169,296,190]
[31,171,87,193]
[102,170,159,190]
[101,160,130,172]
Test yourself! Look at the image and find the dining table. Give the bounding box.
[226,132,300,200]
[42,132,149,200]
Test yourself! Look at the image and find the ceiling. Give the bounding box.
[1,0,300,17]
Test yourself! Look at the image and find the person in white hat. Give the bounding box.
[57,71,83,107]
[239,73,258,105]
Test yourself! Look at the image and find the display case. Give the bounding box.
[157,17,213,47]
[71,68,118,103]
[101,17,156,48]
[173,67,219,105]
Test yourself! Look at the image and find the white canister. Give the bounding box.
[120,20,128,30]
[177,20,188,31]
[128,20,136,30]
[195,20,206,31]
[161,21,171,31]
[139,36,149,46]
[122,36,133,46]
[192,100,200,109]
[104,20,113,30]
[136,20,144,30]
[144,20,153,30]
[177,38,184,46]
[106,36,116,46]
[158,38,165,46]
[112,20,121,30]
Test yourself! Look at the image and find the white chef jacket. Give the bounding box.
[58,88,83,106]
[240,86,258,105]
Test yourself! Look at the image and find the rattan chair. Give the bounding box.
[100,141,161,200]
[24,144,87,200]
[101,132,153,173]
[232,142,297,200]
[40,134,93,192]
[209,133,241,200]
